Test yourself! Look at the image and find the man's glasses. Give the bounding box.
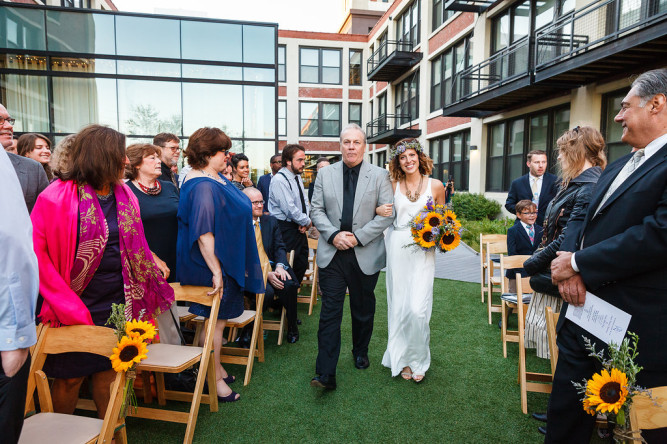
[521,211,538,215]
[251,200,264,206]
[0,116,16,126]
[164,145,181,152]
[271,160,281,164]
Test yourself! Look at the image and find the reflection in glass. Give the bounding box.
[1,74,49,132]
[243,25,275,64]
[300,48,319,83]
[530,113,549,151]
[46,11,115,54]
[322,103,341,136]
[509,119,525,155]
[181,21,242,62]
[51,57,116,74]
[0,7,46,51]
[514,1,531,41]
[243,67,275,82]
[116,16,180,59]
[52,77,118,133]
[349,103,361,126]
[278,100,286,137]
[349,49,361,86]
[182,64,242,81]
[117,60,181,77]
[244,85,275,138]
[0,54,47,70]
[182,83,242,137]
[322,49,341,84]
[278,45,286,82]
[243,140,276,182]
[535,0,556,30]
[300,102,319,136]
[493,13,510,51]
[553,108,570,141]
[118,79,182,136]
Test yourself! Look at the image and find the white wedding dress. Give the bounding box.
[382,178,436,377]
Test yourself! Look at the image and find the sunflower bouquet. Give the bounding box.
[106,303,155,417]
[406,197,462,253]
[572,332,656,443]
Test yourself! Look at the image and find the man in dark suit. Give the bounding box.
[548,69,667,443]
[506,200,543,289]
[0,104,48,213]
[505,150,558,227]
[257,154,282,213]
[243,187,300,343]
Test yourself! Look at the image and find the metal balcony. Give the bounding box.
[367,40,423,82]
[366,114,421,145]
[444,0,494,14]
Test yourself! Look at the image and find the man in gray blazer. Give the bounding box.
[0,104,48,213]
[310,123,394,390]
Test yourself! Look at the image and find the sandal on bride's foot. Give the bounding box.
[400,367,413,380]
[412,374,424,383]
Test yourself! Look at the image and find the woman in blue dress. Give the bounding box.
[176,127,264,403]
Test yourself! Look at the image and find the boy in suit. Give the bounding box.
[506,200,542,292]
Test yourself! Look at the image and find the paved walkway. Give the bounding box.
[434,242,480,283]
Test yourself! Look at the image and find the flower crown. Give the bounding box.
[389,139,423,160]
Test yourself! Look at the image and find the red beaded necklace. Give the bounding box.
[136,179,162,195]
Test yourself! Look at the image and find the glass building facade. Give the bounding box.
[0,4,278,179]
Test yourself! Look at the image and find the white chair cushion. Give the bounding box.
[228,310,256,325]
[139,343,203,369]
[19,413,103,444]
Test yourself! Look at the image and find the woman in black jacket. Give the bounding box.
[522,126,607,359]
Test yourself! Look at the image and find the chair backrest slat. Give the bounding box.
[41,324,118,356]
[171,283,217,306]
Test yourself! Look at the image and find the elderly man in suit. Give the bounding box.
[309,123,394,390]
[548,69,667,443]
[505,150,558,227]
[0,104,48,213]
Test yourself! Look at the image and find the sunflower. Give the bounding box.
[125,320,156,342]
[443,210,461,229]
[582,397,597,416]
[415,226,436,249]
[110,335,148,372]
[439,230,461,252]
[424,212,444,229]
[585,368,629,414]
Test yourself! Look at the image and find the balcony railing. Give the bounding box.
[366,114,421,144]
[367,39,422,82]
[536,0,667,69]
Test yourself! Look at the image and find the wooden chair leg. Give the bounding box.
[501,301,508,358]
[114,423,128,444]
[206,354,218,413]
[277,308,286,346]
[142,371,153,404]
[155,372,166,406]
[257,318,265,362]
[244,318,261,386]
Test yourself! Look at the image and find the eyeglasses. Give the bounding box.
[251,200,265,206]
[271,160,281,164]
[521,211,538,215]
[0,116,16,126]
[164,145,181,152]
[572,126,580,133]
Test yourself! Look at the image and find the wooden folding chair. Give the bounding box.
[297,237,319,315]
[485,241,508,324]
[499,254,532,358]
[130,284,221,444]
[480,234,507,303]
[21,324,127,444]
[545,306,559,376]
[220,263,270,386]
[263,251,293,345]
[629,385,667,441]
[516,274,553,414]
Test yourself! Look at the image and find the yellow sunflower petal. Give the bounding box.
[424,212,444,229]
[416,226,436,248]
[439,230,461,252]
[109,335,148,372]
[125,320,157,342]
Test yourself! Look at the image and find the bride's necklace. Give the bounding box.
[135,179,161,195]
[404,175,423,202]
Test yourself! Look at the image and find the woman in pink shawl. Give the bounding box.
[31,124,174,418]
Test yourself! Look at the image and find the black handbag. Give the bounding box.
[529,270,560,297]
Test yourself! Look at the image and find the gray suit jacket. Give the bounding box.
[8,152,49,213]
[311,160,395,275]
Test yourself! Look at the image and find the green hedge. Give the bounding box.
[451,192,502,221]
[460,218,514,252]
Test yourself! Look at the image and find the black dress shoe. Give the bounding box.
[354,355,370,370]
[296,318,302,325]
[538,426,547,435]
[310,375,336,390]
[531,412,548,422]
[287,329,299,343]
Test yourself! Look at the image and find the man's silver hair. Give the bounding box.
[339,123,367,145]
[242,186,261,196]
[631,68,667,107]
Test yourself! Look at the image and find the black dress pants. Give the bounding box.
[315,249,379,377]
[277,220,309,284]
[0,354,31,444]
[266,268,299,325]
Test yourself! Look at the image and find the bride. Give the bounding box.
[376,139,446,382]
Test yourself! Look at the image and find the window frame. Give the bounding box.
[349,48,362,86]
[395,70,419,125]
[601,88,630,163]
[299,101,342,137]
[430,34,472,111]
[298,47,342,85]
[432,0,455,31]
[396,0,421,46]
[430,130,470,191]
[349,102,362,127]
[278,45,286,82]
[278,99,287,137]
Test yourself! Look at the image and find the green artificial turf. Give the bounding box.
[125,276,559,443]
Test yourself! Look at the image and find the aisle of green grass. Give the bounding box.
[126,276,554,443]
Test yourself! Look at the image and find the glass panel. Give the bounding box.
[243,25,275,64]
[321,120,340,136]
[51,57,115,74]
[300,102,319,136]
[278,45,286,82]
[605,95,624,145]
[322,66,340,84]
[619,0,642,29]
[560,0,575,14]
[117,60,181,77]
[244,85,275,138]
[530,113,549,151]
[507,154,524,185]
[349,103,361,122]
[182,64,242,81]
[322,103,340,120]
[278,100,286,137]
[322,49,340,67]
[0,54,47,70]
[300,66,319,83]
[52,77,117,133]
[349,49,361,86]
[243,141,276,183]
[553,107,570,143]
[0,7,46,51]
[182,83,242,137]
[46,11,115,54]
[493,12,510,52]
[1,74,49,132]
[509,119,525,155]
[181,21,242,62]
[244,67,275,82]
[300,48,319,66]
[535,0,556,30]
[452,134,463,161]
[487,157,503,191]
[442,137,450,162]
[118,79,182,136]
[490,124,505,157]
[116,16,180,59]
[430,139,440,164]
[513,1,531,42]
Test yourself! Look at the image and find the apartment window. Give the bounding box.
[431,35,472,111]
[278,45,286,82]
[492,1,530,53]
[433,0,455,31]
[602,89,629,163]
[395,71,419,125]
[299,47,341,84]
[349,49,362,86]
[300,102,341,137]
[278,100,286,137]
[487,105,570,192]
[61,0,91,7]
[376,150,387,167]
[430,130,470,190]
[349,103,362,127]
[396,0,421,46]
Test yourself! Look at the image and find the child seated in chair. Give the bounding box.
[506,200,543,292]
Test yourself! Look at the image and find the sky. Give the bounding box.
[113,0,346,32]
